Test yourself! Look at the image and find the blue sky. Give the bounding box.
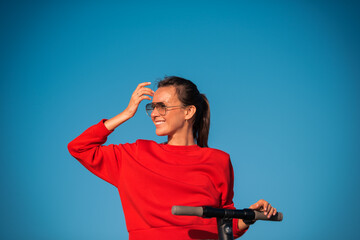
[1,1,359,239]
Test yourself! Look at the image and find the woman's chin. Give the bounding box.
[155,129,167,136]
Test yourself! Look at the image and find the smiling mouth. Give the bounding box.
[155,120,165,125]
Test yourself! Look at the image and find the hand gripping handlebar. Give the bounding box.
[172,205,283,240]
[172,205,283,221]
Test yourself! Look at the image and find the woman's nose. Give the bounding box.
[151,107,160,118]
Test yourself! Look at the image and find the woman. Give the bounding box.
[68,76,277,239]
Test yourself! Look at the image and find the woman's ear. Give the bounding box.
[185,105,196,120]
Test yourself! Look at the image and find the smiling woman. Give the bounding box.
[67,76,277,240]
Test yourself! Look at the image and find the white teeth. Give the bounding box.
[155,121,165,125]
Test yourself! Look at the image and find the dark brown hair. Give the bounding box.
[157,76,210,147]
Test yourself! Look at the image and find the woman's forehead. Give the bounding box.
[153,86,179,103]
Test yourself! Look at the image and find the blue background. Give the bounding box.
[1,1,359,239]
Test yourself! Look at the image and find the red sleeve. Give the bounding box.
[67,119,136,188]
[220,157,248,238]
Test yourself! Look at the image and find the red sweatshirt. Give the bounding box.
[68,120,247,239]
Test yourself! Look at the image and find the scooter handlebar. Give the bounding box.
[172,206,283,222]
[172,205,204,217]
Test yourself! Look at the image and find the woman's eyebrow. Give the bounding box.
[155,101,170,104]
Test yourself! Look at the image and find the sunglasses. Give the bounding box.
[145,102,185,117]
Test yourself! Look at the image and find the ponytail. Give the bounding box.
[193,94,210,147]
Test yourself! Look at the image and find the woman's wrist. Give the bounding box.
[104,111,132,131]
[238,219,252,230]
[122,108,135,119]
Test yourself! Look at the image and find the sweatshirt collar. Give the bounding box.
[160,143,201,151]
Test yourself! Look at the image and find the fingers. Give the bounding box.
[265,203,272,217]
[133,82,155,101]
[134,88,154,98]
[133,90,154,106]
[125,82,154,117]
[249,199,267,211]
[135,82,152,92]
[139,95,152,101]
[264,202,270,215]
[250,199,277,218]
[249,203,259,210]
[267,206,277,218]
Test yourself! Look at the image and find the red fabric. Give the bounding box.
[68,119,248,239]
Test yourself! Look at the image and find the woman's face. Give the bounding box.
[150,86,187,137]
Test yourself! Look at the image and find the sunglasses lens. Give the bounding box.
[145,103,154,117]
[145,102,167,116]
[158,107,165,115]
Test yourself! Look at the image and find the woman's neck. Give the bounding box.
[167,129,195,146]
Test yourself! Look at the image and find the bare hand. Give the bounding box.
[249,199,277,219]
[125,82,154,118]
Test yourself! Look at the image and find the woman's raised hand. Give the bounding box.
[125,82,155,118]
[104,82,154,131]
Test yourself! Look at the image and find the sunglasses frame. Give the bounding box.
[145,102,186,117]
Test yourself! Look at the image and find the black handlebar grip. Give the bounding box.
[172,206,203,217]
[172,206,283,222]
[254,210,283,221]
